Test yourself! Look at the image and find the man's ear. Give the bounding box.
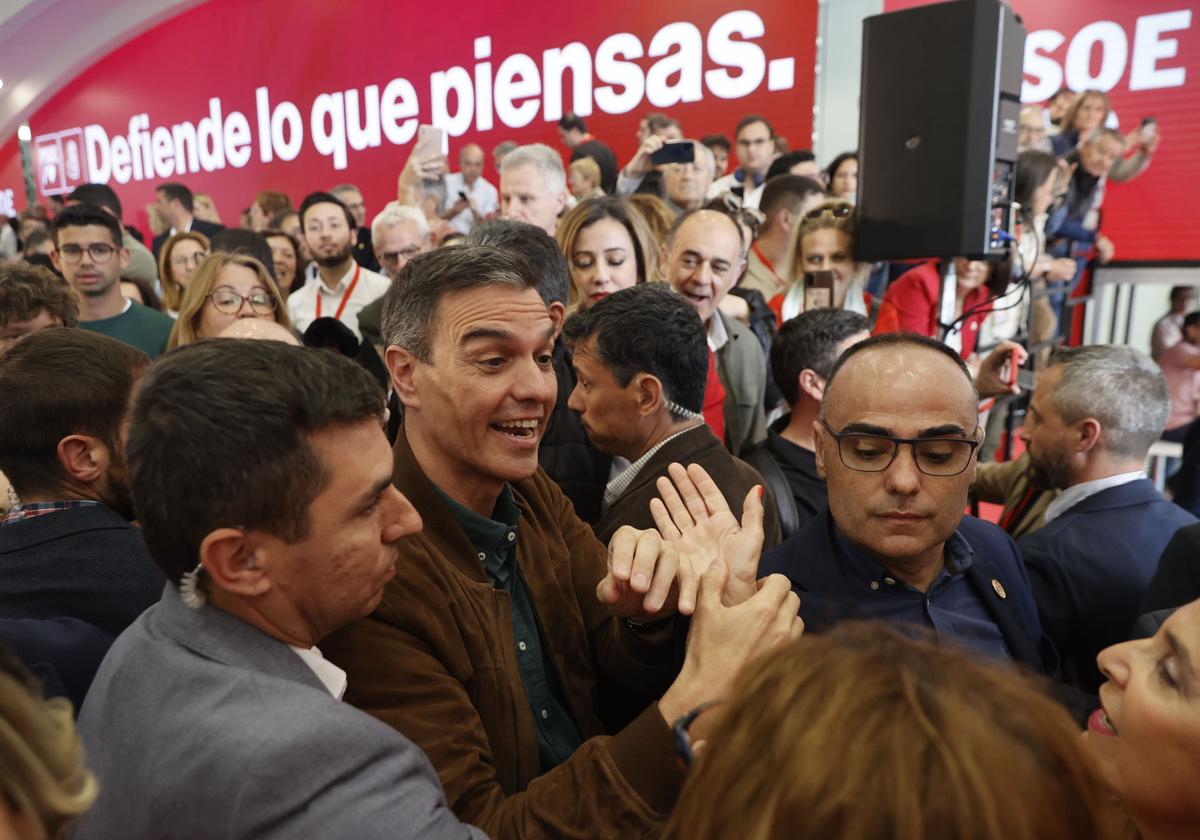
[56,434,109,485]
[797,369,825,403]
[385,345,421,409]
[812,419,828,478]
[199,528,271,598]
[776,207,794,238]
[633,373,664,418]
[1074,417,1103,454]
[547,301,566,338]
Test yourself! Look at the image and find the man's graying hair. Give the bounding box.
[1046,345,1168,459]
[498,143,567,195]
[380,245,538,363]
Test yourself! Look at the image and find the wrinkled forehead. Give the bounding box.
[826,346,978,428]
[434,284,552,346]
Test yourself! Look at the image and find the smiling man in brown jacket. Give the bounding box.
[324,245,802,839]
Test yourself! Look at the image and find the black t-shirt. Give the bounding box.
[765,425,828,532]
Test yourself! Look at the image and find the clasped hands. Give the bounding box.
[597,462,778,620]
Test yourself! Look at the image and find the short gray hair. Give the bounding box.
[370,201,428,242]
[690,139,716,180]
[1047,345,1169,458]
[499,143,567,195]
[380,244,538,363]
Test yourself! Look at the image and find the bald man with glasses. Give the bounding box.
[758,333,1051,672]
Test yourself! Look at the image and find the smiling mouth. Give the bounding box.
[491,419,539,439]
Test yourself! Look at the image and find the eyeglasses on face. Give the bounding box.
[57,243,117,263]
[803,203,854,223]
[380,246,422,263]
[820,420,981,477]
[207,286,277,315]
[171,250,209,269]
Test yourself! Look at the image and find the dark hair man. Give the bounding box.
[67,183,159,285]
[565,283,782,546]
[466,219,610,524]
[50,205,174,358]
[287,191,390,341]
[743,309,869,539]
[760,333,1050,672]
[1150,285,1195,362]
[739,175,828,300]
[0,330,162,636]
[664,209,765,456]
[72,339,483,839]
[709,115,776,208]
[151,181,223,257]
[0,262,79,351]
[325,244,801,838]
[764,149,821,182]
[558,113,618,194]
[330,182,381,272]
[1017,345,1195,692]
[701,134,731,177]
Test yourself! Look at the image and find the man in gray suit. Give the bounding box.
[73,339,484,840]
[665,208,768,456]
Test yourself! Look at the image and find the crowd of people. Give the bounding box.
[1,90,1197,840]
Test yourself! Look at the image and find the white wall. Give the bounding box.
[813,0,882,167]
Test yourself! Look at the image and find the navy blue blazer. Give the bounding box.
[1018,478,1197,693]
[0,505,164,637]
[759,511,1051,674]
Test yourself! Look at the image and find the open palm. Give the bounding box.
[650,462,765,610]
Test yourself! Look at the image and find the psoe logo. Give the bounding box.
[34,128,88,196]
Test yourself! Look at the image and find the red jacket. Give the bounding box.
[883,262,993,358]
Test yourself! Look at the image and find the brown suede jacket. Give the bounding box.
[323,428,687,839]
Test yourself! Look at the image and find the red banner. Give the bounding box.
[885,0,1200,261]
[1,0,817,238]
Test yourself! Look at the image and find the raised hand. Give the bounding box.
[649,462,765,611]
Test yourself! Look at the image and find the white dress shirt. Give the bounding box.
[288,644,348,699]
[287,261,390,341]
[1043,471,1146,524]
[442,172,499,235]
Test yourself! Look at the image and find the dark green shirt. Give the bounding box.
[436,484,583,772]
[80,301,174,359]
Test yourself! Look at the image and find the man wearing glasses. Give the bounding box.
[707,115,777,209]
[50,204,174,358]
[759,333,1050,671]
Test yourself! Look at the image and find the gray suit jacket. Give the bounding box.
[73,586,484,840]
[716,311,768,457]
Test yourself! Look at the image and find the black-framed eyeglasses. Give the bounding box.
[820,420,981,477]
[207,286,277,315]
[56,243,117,263]
[803,202,853,222]
[672,701,720,768]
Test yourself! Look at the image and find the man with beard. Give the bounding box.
[0,329,164,636]
[1015,345,1196,692]
[287,192,390,341]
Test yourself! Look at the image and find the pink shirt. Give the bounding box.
[1160,341,1200,430]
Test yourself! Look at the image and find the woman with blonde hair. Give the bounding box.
[1051,89,1157,182]
[556,195,661,310]
[0,647,96,839]
[771,199,898,332]
[157,231,211,316]
[665,622,1122,840]
[168,252,292,349]
[567,157,604,201]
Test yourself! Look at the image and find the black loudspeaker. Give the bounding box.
[855,0,1026,262]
